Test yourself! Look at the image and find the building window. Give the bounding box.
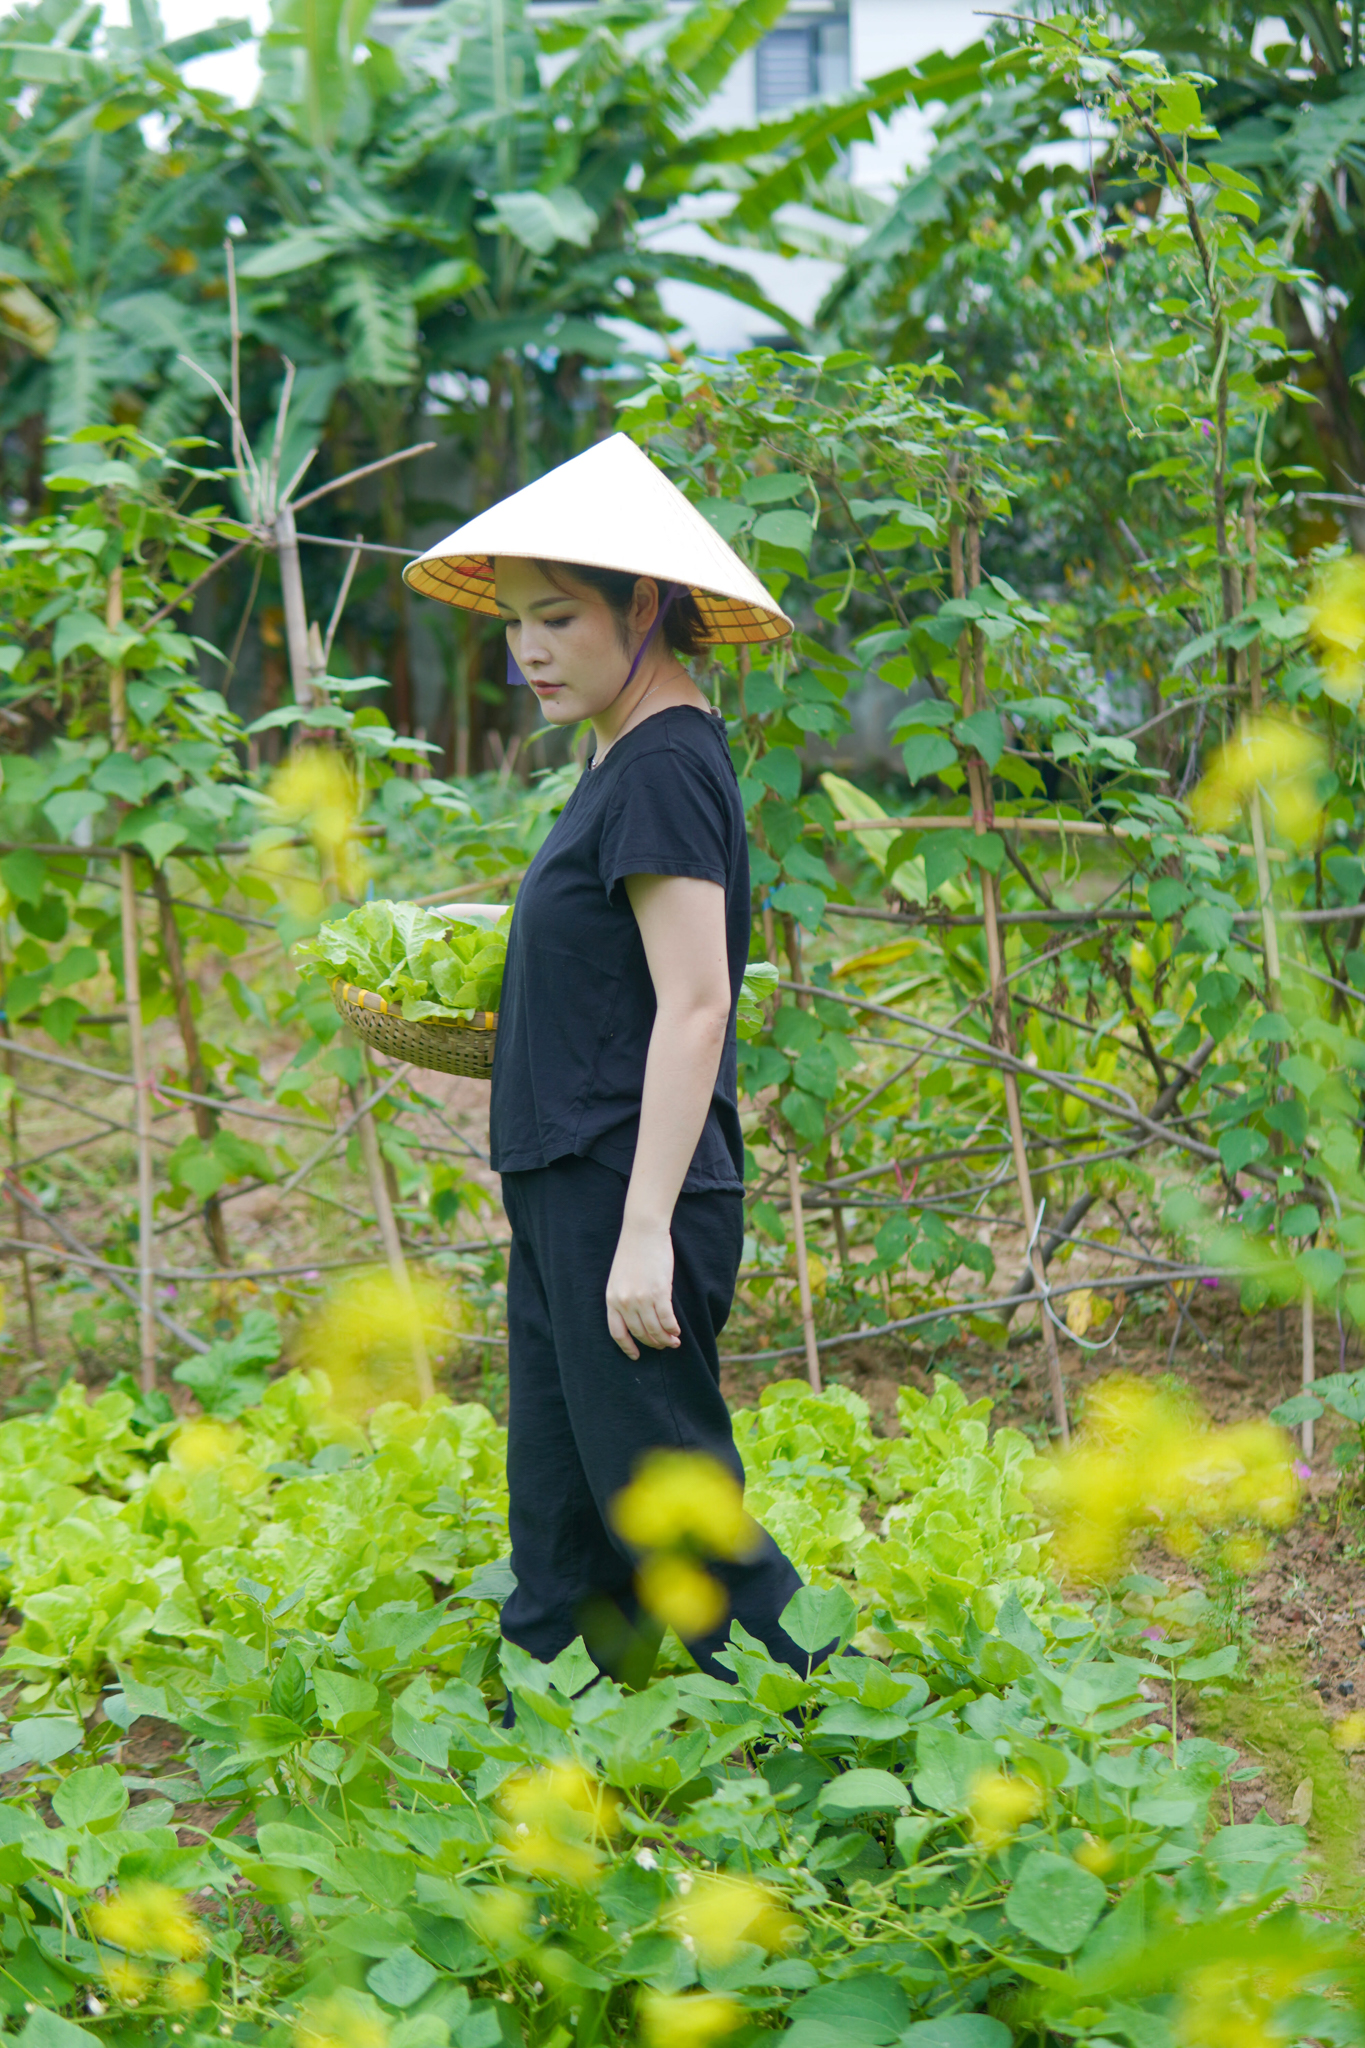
[755,10,850,114]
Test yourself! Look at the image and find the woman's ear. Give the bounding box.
[630,576,660,639]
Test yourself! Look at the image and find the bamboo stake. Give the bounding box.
[354,1072,434,1402]
[106,566,157,1391]
[150,871,231,1267]
[778,916,822,1388]
[0,1012,39,1361]
[831,817,1287,859]
[956,507,1069,1442]
[786,1145,822,1392]
[275,500,326,709]
[1302,1287,1315,1460]
[1242,489,1281,1004]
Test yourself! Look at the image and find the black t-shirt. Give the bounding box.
[489,705,749,1193]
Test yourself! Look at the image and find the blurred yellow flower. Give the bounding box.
[665,1875,794,1963]
[295,1268,454,1414]
[103,1958,151,2003]
[498,1764,619,1888]
[271,748,366,897]
[1310,554,1365,706]
[465,1885,530,1950]
[295,1991,389,2048]
[1074,1834,1117,1876]
[500,1762,619,1833]
[636,1554,728,1638]
[505,1826,600,1888]
[1219,1534,1267,1576]
[1176,1956,1310,2048]
[165,1966,209,2010]
[611,1450,757,1559]
[967,1770,1042,1850]
[1191,717,1325,846]
[806,1253,828,1297]
[639,1993,742,2048]
[91,1883,207,1960]
[170,1420,238,1475]
[1030,1375,1300,1583]
[1332,1713,1365,1752]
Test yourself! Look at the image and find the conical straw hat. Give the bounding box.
[403,433,792,646]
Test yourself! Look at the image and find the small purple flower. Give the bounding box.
[1201,1276,1219,1289]
[1294,1460,1311,1482]
[303,1269,320,1282]
[1142,1625,1165,1640]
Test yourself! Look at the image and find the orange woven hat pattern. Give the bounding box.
[402,433,792,646]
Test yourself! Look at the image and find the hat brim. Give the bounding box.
[403,549,790,646]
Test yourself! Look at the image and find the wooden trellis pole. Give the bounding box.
[107,566,157,1390]
[787,1146,822,1393]
[957,504,1069,1442]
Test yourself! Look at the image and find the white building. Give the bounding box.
[626,0,978,355]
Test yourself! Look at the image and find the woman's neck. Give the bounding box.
[590,646,708,764]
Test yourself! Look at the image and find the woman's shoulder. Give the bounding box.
[624,705,736,778]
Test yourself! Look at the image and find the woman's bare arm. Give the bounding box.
[605,873,732,1360]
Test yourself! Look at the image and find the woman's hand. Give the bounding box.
[606,1219,681,1359]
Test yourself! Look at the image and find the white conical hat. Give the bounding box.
[403,433,792,646]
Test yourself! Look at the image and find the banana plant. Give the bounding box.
[0,0,250,479]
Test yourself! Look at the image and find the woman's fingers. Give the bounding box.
[607,1289,681,1352]
[630,1296,680,1350]
[607,1301,640,1361]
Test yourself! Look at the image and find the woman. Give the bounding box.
[404,433,817,1687]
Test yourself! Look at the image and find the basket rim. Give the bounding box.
[332,977,497,1033]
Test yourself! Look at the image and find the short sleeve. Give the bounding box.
[598,738,731,900]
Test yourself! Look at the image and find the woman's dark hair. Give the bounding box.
[536,560,706,660]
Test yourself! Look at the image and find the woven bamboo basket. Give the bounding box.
[332,979,497,1079]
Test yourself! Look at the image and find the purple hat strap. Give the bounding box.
[506,580,682,691]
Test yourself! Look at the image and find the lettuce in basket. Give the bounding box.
[295,902,778,1029]
[291,901,512,1022]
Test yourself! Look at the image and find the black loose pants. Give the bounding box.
[499,1153,808,1684]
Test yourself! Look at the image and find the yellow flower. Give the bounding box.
[611,1450,758,1560]
[1332,1713,1365,1752]
[665,1875,793,1964]
[91,1883,207,1960]
[1191,717,1325,846]
[1074,1834,1117,1876]
[636,1555,728,1638]
[967,1770,1042,1851]
[499,1763,619,1833]
[639,1993,742,2048]
[1176,1957,1311,2048]
[1220,1534,1267,1576]
[165,1966,209,2010]
[295,1268,454,1414]
[271,748,366,896]
[1310,554,1365,706]
[465,1885,530,1950]
[103,1957,152,2003]
[506,1826,600,1888]
[1031,1375,1300,1584]
[170,1420,239,1475]
[806,1253,827,1297]
[497,1764,619,1889]
[295,1991,389,2048]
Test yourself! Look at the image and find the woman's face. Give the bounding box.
[493,559,654,726]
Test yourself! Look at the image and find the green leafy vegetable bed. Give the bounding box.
[0,1372,1347,2048]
